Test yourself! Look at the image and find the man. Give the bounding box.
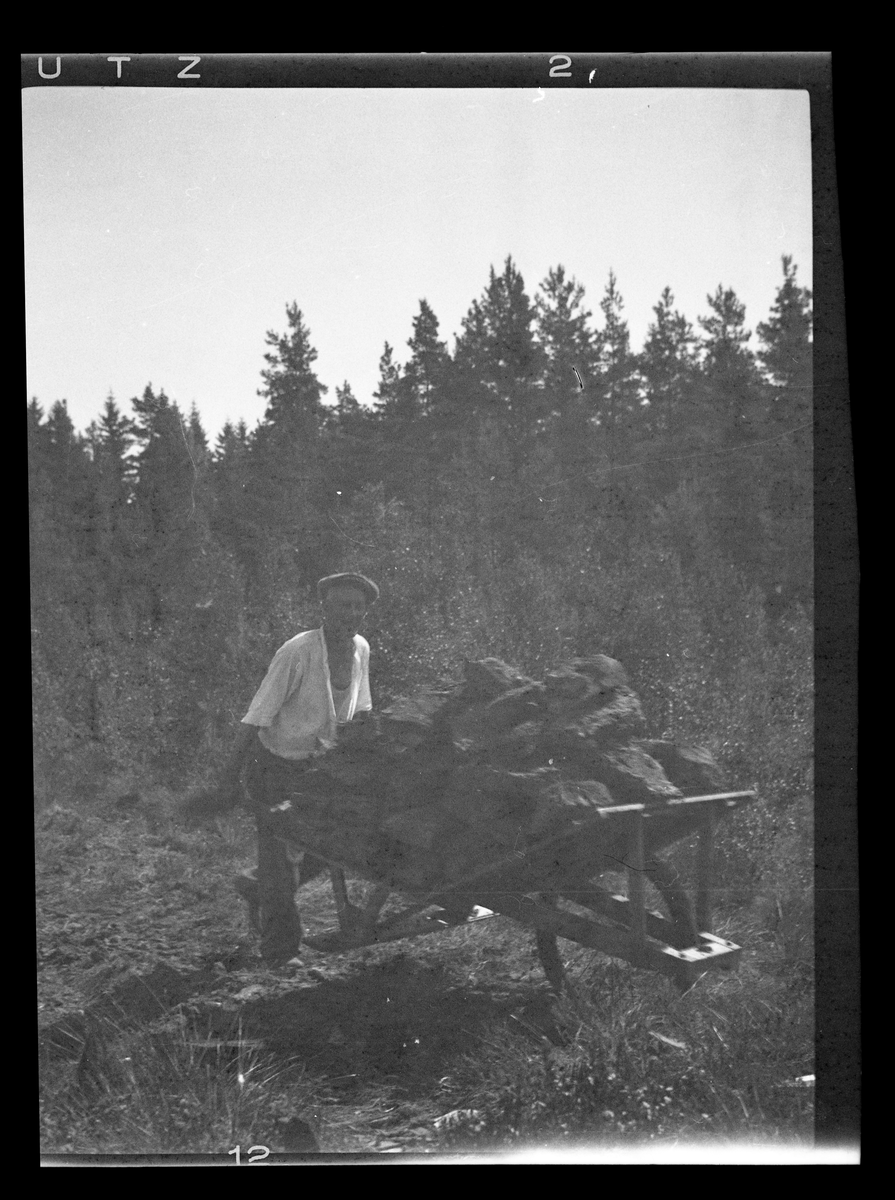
[221,572,380,965]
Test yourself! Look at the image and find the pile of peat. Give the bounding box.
[252,656,726,898]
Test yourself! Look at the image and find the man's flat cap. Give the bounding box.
[317,572,380,604]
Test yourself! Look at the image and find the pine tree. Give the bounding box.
[533,267,601,525]
[586,272,644,531]
[372,342,428,500]
[453,257,545,424]
[639,287,699,438]
[535,265,601,415]
[325,380,378,504]
[597,270,641,429]
[697,285,764,435]
[334,380,363,428]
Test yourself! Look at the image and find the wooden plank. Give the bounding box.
[561,889,676,942]
[412,794,753,908]
[665,934,743,987]
[280,792,758,905]
[695,805,718,933]
[490,895,743,985]
[501,894,658,966]
[590,790,756,817]
[329,868,351,920]
[664,790,756,807]
[627,812,647,943]
[304,906,497,952]
[304,889,742,990]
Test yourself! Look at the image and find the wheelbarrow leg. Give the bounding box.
[330,867,360,929]
[329,869,389,942]
[235,869,262,935]
[645,857,700,950]
[360,881,390,934]
[235,854,323,939]
[534,895,565,992]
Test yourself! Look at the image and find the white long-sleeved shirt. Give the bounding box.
[241,628,371,760]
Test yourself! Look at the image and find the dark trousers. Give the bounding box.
[255,808,304,960]
[244,740,322,962]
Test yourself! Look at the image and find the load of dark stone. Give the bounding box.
[262,656,726,901]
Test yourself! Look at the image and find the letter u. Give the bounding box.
[38,57,61,79]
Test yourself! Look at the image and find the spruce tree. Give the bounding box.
[757,256,813,395]
[29,398,100,736]
[129,384,206,628]
[249,304,332,588]
[212,419,258,588]
[404,299,450,416]
[256,303,328,443]
[756,257,813,610]
[372,342,408,421]
[696,286,768,583]
[84,393,137,615]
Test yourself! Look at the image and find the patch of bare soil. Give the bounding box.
[37,799,568,1155]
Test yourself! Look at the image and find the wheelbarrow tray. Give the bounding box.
[295,790,755,988]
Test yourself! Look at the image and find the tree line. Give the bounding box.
[29,256,812,800]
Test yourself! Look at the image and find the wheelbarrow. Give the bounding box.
[236,788,757,992]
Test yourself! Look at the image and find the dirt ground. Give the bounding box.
[38,797,594,1154]
[37,793,814,1158]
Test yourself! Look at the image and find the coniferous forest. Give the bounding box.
[30,255,813,813]
[35,256,819,1154]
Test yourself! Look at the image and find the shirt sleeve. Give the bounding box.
[356,642,372,712]
[241,643,304,727]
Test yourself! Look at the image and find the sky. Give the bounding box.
[23,85,812,440]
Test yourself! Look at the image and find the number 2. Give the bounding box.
[549,55,572,78]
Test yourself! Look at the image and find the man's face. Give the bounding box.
[321,585,368,638]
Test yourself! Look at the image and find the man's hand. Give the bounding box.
[217,724,260,800]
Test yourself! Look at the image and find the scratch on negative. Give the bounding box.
[177,413,198,521]
[329,513,376,549]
